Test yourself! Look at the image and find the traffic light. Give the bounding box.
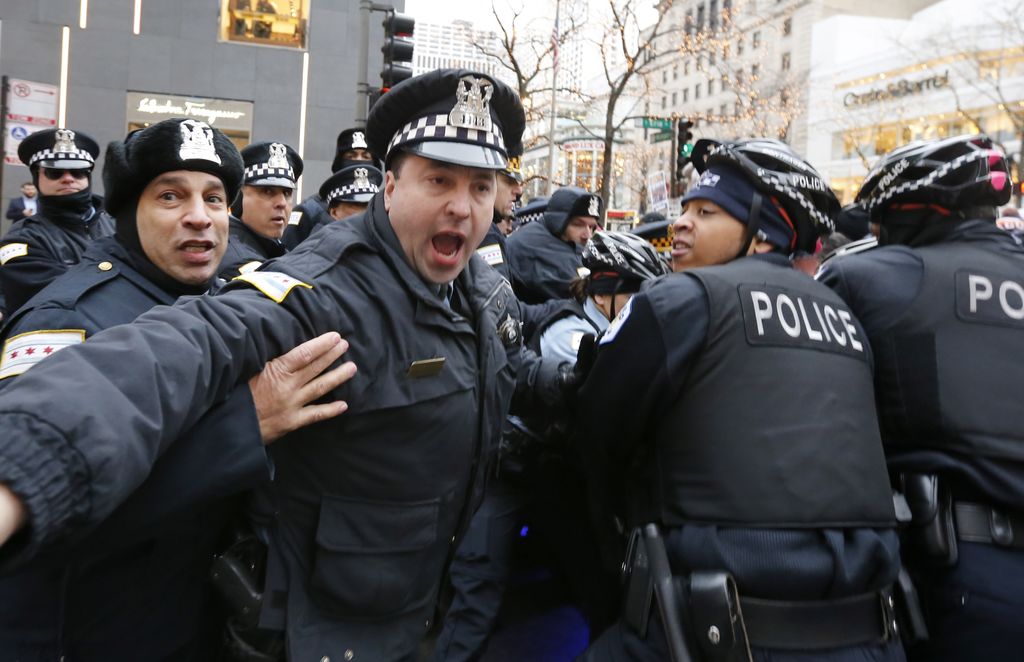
[381,12,415,90]
[676,119,694,182]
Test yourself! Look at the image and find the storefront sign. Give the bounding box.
[843,70,950,107]
[561,140,604,152]
[125,92,253,132]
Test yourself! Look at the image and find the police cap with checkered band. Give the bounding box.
[689,138,840,255]
[241,141,303,189]
[855,134,1011,223]
[320,164,383,206]
[366,68,525,171]
[18,127,99,171]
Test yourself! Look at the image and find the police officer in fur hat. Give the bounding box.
[281,127,376,250]
[0,128,114,318]
[319,162,382,222]
[506,186,602,303]
[0,117,356,661]
[220,141,303,279]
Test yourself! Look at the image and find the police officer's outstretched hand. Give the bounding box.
[248,332,357,445]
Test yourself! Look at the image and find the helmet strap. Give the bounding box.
[608,278,625,320]
[737,191,763,259]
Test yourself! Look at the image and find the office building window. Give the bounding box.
[220,0,311,49]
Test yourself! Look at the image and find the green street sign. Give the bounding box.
[680,143,694,156]
[642,117,672,130]
[651,130,673,144]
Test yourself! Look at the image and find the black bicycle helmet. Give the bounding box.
[689,138,840,254]
[582,230,669,285]
[856,134,1011,222]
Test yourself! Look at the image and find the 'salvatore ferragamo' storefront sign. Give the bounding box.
[125,92,253,132]
[843,70,950,107]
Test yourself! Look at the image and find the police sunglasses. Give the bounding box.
[40,167,89,181]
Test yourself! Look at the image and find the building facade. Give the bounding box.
[642,0,940,199]
[411,19,512,86]
[0,0,400,233]
[806,0,1024,203]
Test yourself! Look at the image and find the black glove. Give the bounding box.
[556,332,597,395]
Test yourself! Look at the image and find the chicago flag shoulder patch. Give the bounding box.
[476,243,504,266]
[0,329,85,380]
[232,271,312,303]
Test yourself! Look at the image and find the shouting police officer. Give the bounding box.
[819,134,1024,661]
[220,141,303,279]
[576,139,904,662]
[0,117,355,661]
[0,128,114,317]
[0,69,534,662]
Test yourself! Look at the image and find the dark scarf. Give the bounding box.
[36,188,97,227]
[114,194,215,298]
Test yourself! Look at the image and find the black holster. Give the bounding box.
[210,528,267,629]
[621,525,695,662]
[687,571,752,662]
[899,473,958,567]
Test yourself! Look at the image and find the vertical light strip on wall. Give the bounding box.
[79,0,88,29]
[296,51,311,198]
[132,0,142,34]
[58,26,71,127]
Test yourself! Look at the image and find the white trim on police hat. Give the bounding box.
[28,129,95,169]
[384,75,508,170]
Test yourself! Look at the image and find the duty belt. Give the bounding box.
[954,501,1024,549]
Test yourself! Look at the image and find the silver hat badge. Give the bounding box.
[351,131,367,149]
[588,196,600,217]
[53,129,77,153]
[267,143,289,169]
[449,76,493,131]
[178,120,221,165]
[353,167,371,189]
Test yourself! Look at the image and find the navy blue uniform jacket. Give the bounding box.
[219,215,286,280]
[505,212,583,304]
[0,237,268,661]
[0,193,528,660]
[0,202,114,317]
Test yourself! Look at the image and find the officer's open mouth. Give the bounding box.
[180,240,215,253]
[431,232,464,258]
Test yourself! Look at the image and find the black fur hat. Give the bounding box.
[103,118,244,218]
